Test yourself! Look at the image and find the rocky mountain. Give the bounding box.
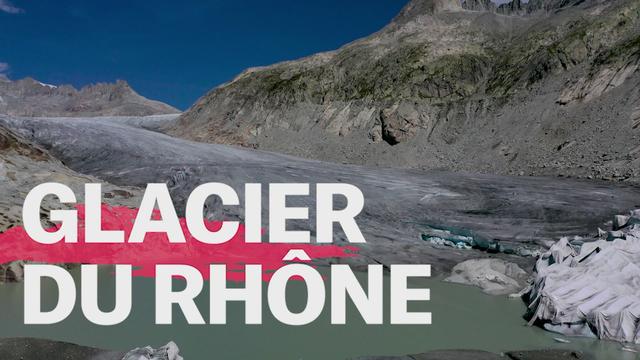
[0,74,177,279]
[0,77,179,117]
[168,0,640,182]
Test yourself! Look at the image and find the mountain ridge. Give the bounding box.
[167,0,640,182]
[0,77,179,117]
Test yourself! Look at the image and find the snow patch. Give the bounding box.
[37,81,57,89]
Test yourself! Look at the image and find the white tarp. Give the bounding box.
[526,212,640,343]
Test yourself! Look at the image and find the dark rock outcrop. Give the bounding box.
[0,338,183,360]
[0,338,125,360]
[354,349,592,360]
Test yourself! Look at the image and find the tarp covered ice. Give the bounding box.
[526,211,640,343]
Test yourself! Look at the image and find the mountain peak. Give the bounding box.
[392,0,463,25]
[170,0,640,183]
[0,77,179,117]
[460,0,594,14]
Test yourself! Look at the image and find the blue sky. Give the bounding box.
[0,0,406,110]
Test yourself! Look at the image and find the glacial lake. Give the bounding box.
[0,266,635,360]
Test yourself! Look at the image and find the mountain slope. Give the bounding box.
[0,77,179,117]
[168,0,640,182]
[0,123,141,233]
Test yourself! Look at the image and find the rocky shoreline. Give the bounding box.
[0,338,182,360]
[355,349,591,360]
[0,338,596,360]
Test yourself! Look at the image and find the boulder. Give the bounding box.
[379,103,421,145]
[444,258,529,295]
[121,341,183,360]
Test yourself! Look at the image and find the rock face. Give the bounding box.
[462,0,496,12]
[0,77,179,117]
[0,261,25,282]
[525,210,640,343]
[444,258,529,295]
[169,0,640,183]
